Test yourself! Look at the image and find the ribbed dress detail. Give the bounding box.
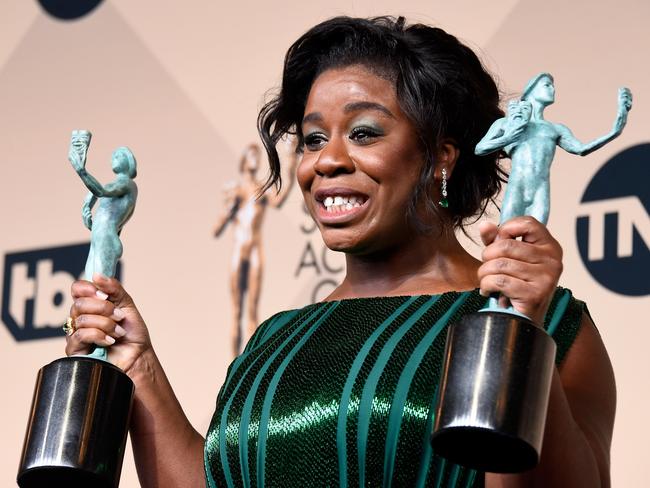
[204,288,585,487]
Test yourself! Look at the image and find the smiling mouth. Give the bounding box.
[321,195,366,213]
[313,190,369,221]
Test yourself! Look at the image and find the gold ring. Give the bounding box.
[63,317,76,336]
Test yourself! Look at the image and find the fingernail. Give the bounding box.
[96,290,109,300]
[114,325,127,337]
[105,335,116,345]
[113,307,125,319]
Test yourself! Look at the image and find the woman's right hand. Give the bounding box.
[65,274,152,375]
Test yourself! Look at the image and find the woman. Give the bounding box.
[66,17,615,487]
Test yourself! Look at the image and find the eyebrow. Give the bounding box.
[343,101,394,118]
[302,101,395,126]
[302,112,323,124]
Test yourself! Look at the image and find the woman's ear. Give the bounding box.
[434,139,460,180]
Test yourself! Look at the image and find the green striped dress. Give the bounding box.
[204,288,584,487]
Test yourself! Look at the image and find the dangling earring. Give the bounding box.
[439,168,449,208]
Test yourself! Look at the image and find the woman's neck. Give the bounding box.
[327,229,481,300]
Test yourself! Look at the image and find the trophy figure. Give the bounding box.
[18,131,138,487]
[213,136,298,357]
[431,74,632,472]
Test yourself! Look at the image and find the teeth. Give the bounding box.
[322,194,365,212]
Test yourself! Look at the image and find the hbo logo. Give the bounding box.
[2,243,121,341]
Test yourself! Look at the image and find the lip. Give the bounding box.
[312,186,370,225]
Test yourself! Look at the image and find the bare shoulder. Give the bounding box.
[559,313,615,399]
[559,312,616,462]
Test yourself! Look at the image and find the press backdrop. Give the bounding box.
[1,1,648,486]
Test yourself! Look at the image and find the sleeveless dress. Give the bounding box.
[204,288,585,487]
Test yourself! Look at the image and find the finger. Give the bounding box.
[479,274,554,324]
[479,272,520,297]
[477,257,540,283]
[71,279,109,300]
[482,238,554,264]
[495,216,550,245]
[479,273,550,307]
[65,328,116,356]
[494,217,563,263]
[478,258,561,294]
[478,221,498,246]
[71,296,125,321]
[75,314,127,338]
[481,239,544,264]
[92,274,135,309]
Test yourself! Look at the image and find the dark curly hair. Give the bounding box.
[258,16,506,230]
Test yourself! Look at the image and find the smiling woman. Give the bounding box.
[298,66,425,255]
[66,15,615,488]
[259,17,505,234]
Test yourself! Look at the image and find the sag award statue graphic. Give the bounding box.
[431,73,633,472]
[18,130,138,488]
[213,136,298,357]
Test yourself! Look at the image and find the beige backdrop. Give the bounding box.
[1,1,648,486]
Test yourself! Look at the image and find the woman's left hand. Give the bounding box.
[477,216,563,325]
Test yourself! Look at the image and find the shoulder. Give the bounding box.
[551,291,616,472]
[241,302,326,353]
[542,288,615,400]
[542,287,586,364]
[553,122,573,136]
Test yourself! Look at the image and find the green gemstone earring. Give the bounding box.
[439,167,449,208]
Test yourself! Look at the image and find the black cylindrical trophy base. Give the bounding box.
[18,356,134,488]
[431,311,556,473]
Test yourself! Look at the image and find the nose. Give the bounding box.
[313,135,354,177]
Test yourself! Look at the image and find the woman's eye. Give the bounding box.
[303,133,327,150]
[349,126,382,144]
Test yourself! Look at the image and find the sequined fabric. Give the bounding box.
[205,288,584,487]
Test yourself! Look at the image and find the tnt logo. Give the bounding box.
[37,0,104,20]
[576,144,650,296]
[2,243,121,341]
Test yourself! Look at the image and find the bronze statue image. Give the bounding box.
[214,136,298,356]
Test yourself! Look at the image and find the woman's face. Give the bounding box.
[297,65,425,255]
